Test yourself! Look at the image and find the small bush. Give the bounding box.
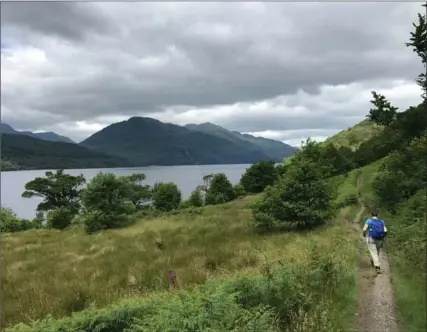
[46,207,75,230]
[205,173,235,205]
[233,183,246,198]
[81,209,109,234]
[188,187,204,207]
[152,182,182,212]
[0,207,38,233]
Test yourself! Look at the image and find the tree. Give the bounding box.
[233,183,246,198]
[205,173,235,205]
[252,141,334,230]
[80,172,135,231]
[188,187,204,207]
[46,206,74,230]
[372,135,427,212]
[366,91,398,127]
[0,207,38,233]
[406,3,427,99]
[22,169,86,213]
[152,182,182,212]
[240,160,278,193]
[123,173,151,208]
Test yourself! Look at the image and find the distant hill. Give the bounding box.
[0,123,75,144]
[1,133,132,171]
[323,119,384,150]
[185,122,297,161]
[80,117,296,166]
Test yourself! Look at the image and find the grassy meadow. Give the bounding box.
[2,191,360,331]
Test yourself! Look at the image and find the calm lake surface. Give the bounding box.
[1,164,251,219]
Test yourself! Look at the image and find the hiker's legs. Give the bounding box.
[367,239,380,267]
[375,239,384,259]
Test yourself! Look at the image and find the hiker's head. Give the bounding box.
[371,211,379,218]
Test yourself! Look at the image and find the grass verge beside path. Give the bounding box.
[358,162,427,332]
[3,194,360,331]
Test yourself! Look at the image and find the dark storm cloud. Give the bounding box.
[0,2,112,41]
[0,2,424,138]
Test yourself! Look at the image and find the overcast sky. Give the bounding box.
[1,2,424,146]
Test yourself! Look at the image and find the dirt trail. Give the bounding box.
[354,175,399,332]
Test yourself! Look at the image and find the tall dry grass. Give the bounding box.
[2,195,358,330]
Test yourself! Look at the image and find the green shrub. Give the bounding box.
[46,207,75,230]
[152,182,182,212]
[0,208,38,233]
[188,187,204,207]
[205,173,235,205]
[233,184,246,198]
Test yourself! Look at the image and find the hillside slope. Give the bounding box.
[185,122,297,160]
[0,123,75,144]
[81,117,293,166]
[1,133,132,170]
[323,119,383,150]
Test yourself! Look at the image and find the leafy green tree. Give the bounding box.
[22,169,86,213]
[253,140,334,230]
[46,206,75,230]
[0,207,38,233]
[123,173,151,208]
[366,91,398,127]
[233,183,246,198]
[80,172,135,232]
[372,135,427,212]
[205,173,235,205]
[152,182,182,211]
[406,3,427,98]
[188,187,204,207]
[240,160,278,193]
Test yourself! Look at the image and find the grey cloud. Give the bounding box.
[1,2,424,135]
[1,2,112,41]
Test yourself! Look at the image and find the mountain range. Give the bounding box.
[1,118,297,171]
[0,123,75,143]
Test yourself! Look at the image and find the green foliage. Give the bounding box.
[205,173,236,205]
[406,3,427,98]
[233,183,246,198]
[22,170,86,212]
[152,182,182,212]
[80,173,135,232]
[367,91,398,127]
[253,140,335,231]
[46,207,75,230]
[240,160,278,193]
[122,173,151,208]
[2,133,131,171]
[0,207,38,233]
[81,209,110,234]
[372,135,427,212]
[188,187,204,207]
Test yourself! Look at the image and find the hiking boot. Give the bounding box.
[375,266,381,274]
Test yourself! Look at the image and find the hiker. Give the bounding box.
[362,211,387,274]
